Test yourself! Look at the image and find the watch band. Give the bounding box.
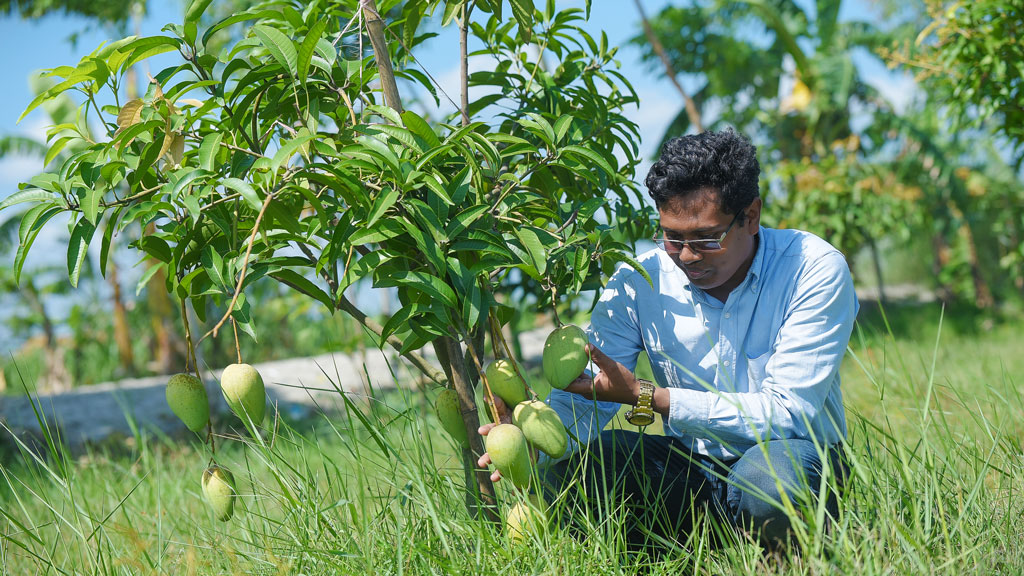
[625,379,656,427]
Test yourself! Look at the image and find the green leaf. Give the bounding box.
[81,187,102,226]
[380,303,424,345]
[446,204,489,238]
[401,111,441,148]
[170,169,207,202]
[99,207,122,277]
[138,235,173,263]
[185,0,215,24]
[514,227,547,275]
[602,249,653,288]
[378,270,457,309]
[270,268,334,311]
[67,218,96,288]
[298,19,328,85]
[553,115,573,144]
[199,133,224,171]
[366,187,399,228]
[560,144,615,177]
[271,130,315,171]
[43,136,74,168]
[136,261,165,296]
[202,245,228,289]
[0,189,59,211]
[252,24,298,77]
[357,134,402,174]
[222,177,262,210]
[442,0,465,26]
[365,124,420,152]
[519,113,555,148]
[203,10,282,46]
[14,206,62,284]
[509,0,535,32]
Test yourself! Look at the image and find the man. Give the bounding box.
[479,129,857,549]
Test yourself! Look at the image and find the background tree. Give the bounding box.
[878,0,1024,306]
[885,0,1024,169]
[630,0,917,297]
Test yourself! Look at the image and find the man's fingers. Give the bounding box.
[476,452,502,482]
[586,343,612,369]
[563,375,595,398]
[478,422,498,436]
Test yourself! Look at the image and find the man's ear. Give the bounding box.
[745,197,763,231]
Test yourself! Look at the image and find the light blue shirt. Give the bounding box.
[547,226,858,461]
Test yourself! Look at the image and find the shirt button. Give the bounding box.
[724,312,731,319]
[723,360,731,367]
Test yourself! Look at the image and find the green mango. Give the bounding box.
[505,493,547,543]
[165,373,209,432]
[484,359,528,406]
[434,388,468,445]
[202,465,237,522]
[542,324,589,390]
[220,363,266,426]
[513,400,567,459]
[485,423,532,489]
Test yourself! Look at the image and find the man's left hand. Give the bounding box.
[563,343,641,405]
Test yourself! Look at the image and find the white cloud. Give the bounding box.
[865,69,918,114]
[0,155,44,200]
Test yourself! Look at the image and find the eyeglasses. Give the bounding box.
[654,213,741,253]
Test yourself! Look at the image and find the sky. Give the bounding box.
[0,0,917,208]
[0,0,917,352]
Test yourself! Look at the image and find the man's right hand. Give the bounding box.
[476,394,512,482]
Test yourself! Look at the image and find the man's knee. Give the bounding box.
[726,440,827,541]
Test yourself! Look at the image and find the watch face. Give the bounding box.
[626,411,655,427]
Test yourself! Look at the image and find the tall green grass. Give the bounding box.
[1,305,1022,574]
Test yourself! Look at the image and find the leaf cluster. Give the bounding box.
[1,0,654,356]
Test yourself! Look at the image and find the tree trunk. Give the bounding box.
[868,238,887,306]
[21,280,68,393]
[931,232,955,305]
[107,259,136,376]
[633,0,703,132]
[960,221,994,308]
[435,337,499,522]
[362,0,498,519]
[144,222,186,374]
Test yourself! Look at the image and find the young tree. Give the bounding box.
[0,0,652,517]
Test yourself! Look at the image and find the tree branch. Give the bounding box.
[361,0,404,114]
[633,0,704,133]
[336,294,447,385]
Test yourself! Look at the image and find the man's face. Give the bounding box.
[657,188,761,301]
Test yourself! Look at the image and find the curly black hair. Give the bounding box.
[644,129,760,216]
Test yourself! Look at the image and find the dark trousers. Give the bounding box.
[541,430,847,550]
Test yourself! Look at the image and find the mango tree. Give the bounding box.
[0,0,652,518]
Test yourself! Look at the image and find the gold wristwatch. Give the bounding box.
[625,379,656,427]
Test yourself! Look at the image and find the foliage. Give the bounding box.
[885,0,1024,168]
[0,0,138,24]
[0,0,651,356]
[763,143,921,260]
